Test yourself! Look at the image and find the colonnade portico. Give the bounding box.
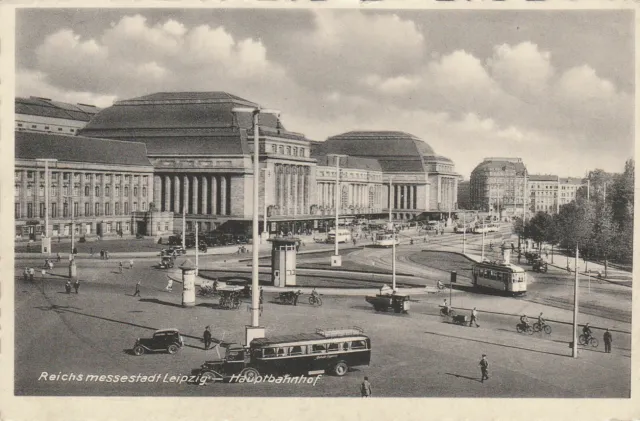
[392,184,418,210]
[158,173,230,216]
[273,164,310,216]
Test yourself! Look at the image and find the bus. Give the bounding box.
[373,232,398,247]
[327,228,352,244]
[197,327,372,382]
[471,260,527,296]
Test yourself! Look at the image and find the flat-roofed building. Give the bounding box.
[470,157,528,216]
[14,130,172,240]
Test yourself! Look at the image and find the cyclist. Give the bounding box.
[437,280,445,290]
[311,288,320,303]
[582,323,592,340]
[520,314,530,330]
[538,312,545,327]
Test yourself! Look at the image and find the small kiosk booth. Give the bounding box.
[269,237,298,287]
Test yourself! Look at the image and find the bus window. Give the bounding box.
[311,344,326,354]
[277,348,287,356]
[263,348,277,358]
[351,340,367,350]
[328,343,339,352]
[289,346,303,356]
[342,343,350,351]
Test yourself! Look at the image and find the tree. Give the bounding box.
[591,202,616,276]
[525,212,554,252]
[554,197,595,261]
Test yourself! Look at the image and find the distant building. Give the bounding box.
[528,175,559,214]
[15,96,100,135]
[558,177,585,207]
[457,180,470,210]
[470,158,528,216]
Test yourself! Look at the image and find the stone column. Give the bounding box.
[291,167,297,216]
[413,185,417,210]
[201,176,208,215]
[173,175,180,213]
[192,176,199,215]
[211,175,218,215]
[154,175,162,211]
[303,170,309,214]
[182,175,190,214]
[219,175,227,216]
[284,167,290,215]
[56,171,64,219]
[163,175,170,212]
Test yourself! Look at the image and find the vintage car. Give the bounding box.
[159,255,175,269]
[365,293,410,314]
[133,328,184,356]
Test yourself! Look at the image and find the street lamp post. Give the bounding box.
[572,243,579,358]
[462,212,466,254]
[64,195,77,280]
[263,168,269,238]
[327,154,347,267]
[388,177,397,290]
[36,158,58,254]
[233,106,280,345]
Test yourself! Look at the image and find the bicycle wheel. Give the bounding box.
[317,297,323,307]
[526,326,534,335]
[516,324,524,334]
[532,322,541,333]
[543,325,552,334]
[578,334,587,345]
[308,297,315,305]
[590,337,599,348]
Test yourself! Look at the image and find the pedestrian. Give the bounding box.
[73,279,80,294]
[133,280,142,297]
[360,376,372,397]
[293,290,300,306]
[119,261,124,273]
[100,249,104,260]
[90,247,93,257]
[23,267,29,282]
[65,280,72,294]
[203,326,212,350]
[105,250,109,260]
[56,252,61,262]
[73,247,78,255]
[603,329,613,353]
[165,277,173,292]
[27,243,31,253]
[479,354,489,383]
[29,267,35,282]
[129,259,134,269]
[469,307,480,327]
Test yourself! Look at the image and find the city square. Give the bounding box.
[4,5,637,420]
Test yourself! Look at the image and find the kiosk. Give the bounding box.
[269,237,298,287]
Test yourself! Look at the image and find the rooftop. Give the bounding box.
[16,96,100,122]
[529,174,559,182]
[15,131,152,167]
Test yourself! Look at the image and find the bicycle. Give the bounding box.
[308,294,323,307]
[578,334,599,347]
[533,321,552,334]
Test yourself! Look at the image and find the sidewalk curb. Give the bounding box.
[546,263,632,288]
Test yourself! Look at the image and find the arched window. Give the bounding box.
[142,202,146,211]
[115,202,120,215]
[94,203,100,216]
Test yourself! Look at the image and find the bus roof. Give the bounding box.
[251,327,367,346]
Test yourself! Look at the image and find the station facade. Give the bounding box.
[16,91,462,240]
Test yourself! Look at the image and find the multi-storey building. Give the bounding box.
[558,177,585,207]
[16,96,100,135]
[457,180,471,210]
[528,175,559,214]
[14,130,173,240]
[470,158,528,216]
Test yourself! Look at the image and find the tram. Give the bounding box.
[471,260,527,296]
[373,232,398,247]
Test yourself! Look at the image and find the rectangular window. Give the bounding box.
[85,203,90,216]
[51,203,57,218]
[272,144,277,153]
[15,203,20,219]
[73,202,78,217]
[105,203,111,215]
[27,203,33,218]
[39,203,45,218]
[106,223,112,233]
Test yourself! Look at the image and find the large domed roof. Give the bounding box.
[323,131,438,173]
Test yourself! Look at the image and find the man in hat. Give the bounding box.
[203,326,212,350]
[479,354,489,383]
[603,329,613,353]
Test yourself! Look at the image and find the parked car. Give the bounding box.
[133,328,184,356]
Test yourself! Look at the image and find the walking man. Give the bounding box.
[479,354,489,383]
[469,307,480,327]
[133,280,142,297]
[603,329,613,353]
[119,261,124,274]
[73,279,80,294]
[129,259,134,269]
[203,326,212,350]
[360,376,372,397]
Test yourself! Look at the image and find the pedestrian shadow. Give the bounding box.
[423,331,568,358]
[350,305,375,311]
[138,298,184,308]
[445,372,481,383]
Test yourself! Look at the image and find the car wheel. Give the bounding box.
[133,345,145,356]
[240,368,260,381]
[167,344,179,354]
[333,361,349,377]
[199,371,217,385]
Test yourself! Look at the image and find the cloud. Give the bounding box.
[487,42,554,97]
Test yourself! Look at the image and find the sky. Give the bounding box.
[15,8,635,178]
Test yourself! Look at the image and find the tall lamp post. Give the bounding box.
[36,158,58,254]
[233,106,280,346]
[63,196,77,279]
[327,154,347,267]
[389,177,397,290]
[262,168,270,239]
